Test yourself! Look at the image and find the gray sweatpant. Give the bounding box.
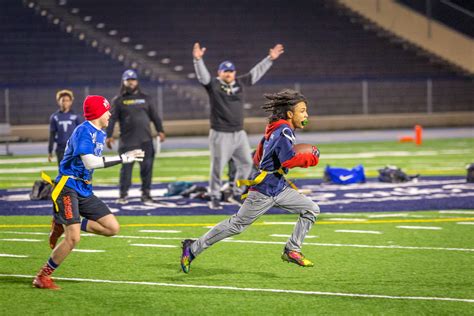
[190,186,320,256]
[209,129,253,198]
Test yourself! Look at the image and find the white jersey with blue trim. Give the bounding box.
[56,121,106,197]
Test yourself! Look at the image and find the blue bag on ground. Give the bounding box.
[324,165,366,184]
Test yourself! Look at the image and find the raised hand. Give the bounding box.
[193,42,207,60]
[269,44,284,60]
[121,149,145,163]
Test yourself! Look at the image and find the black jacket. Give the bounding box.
[106,90,164,149]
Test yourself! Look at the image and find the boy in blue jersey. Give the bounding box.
[181,89,320,273]
[48,90,83,165]
[33,95,145,290]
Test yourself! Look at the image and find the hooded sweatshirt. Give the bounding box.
[251,119,318,196]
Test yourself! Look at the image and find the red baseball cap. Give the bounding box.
[83,95,111,121]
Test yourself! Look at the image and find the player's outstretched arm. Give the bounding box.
[81,150,145,170]
[193,42,211,85]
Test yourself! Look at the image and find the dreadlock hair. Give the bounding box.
[262,89,307,123]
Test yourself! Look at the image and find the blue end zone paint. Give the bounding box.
[0,177,472,216]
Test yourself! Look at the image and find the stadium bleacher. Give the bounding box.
[0,0,472,125]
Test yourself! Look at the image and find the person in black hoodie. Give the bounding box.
[106,70,165,204]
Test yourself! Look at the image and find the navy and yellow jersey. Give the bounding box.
[252,121,296,197]
[48,110,83,153]
[56,121,106,197]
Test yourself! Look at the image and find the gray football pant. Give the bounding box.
[190,187,320,256]
[209,129,253,199]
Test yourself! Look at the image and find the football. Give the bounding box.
[293,143,314,154]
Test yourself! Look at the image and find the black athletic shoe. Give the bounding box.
[141,195,154,204]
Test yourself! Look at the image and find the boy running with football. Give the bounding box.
[181,89,320,273]
[33,95,145,290]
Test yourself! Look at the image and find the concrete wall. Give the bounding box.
[11,112,474,141]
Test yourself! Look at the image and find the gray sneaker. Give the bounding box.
[208,198,223,210]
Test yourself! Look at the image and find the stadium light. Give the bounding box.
[96,23,105,29]
[78,33,85,40]
[134,44,144,50]
[187,73,196,79]
[161,58,170,64]
[70,8,79,14]
[53,18,60,25]
[104,47,111,54]
[174,65,183,72]
[91,40,98,47]
[108,30,118,36]
[28,2,35,8]
[83,16,92,22]
[118,54,124,61]
[40,9,47,16]
[121,37,130,43]
[147,51,157,57]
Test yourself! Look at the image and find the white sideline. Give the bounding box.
[396,226,442,230]
[0,238,42,242]
[0,254,28,258]
[72,249,105,253]
[457,222,474,225]
[0,231,472,252]
[0,274,472,303]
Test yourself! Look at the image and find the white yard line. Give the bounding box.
[72,249,105,253]
[2,232,470,252]
[396,226,442,230]
[0,231,48,235]
[270,234,318,238]
[439,211,474,215]
[335,230,382,234]
[0,274,472,303]
[1,149,470,165]
[0,254,28,258]
[139,230,182,233]
[457,222,474,225]
[0,238,42,242]
[366,213,409,218]
[222,239,473,252]
[130,244,177,248]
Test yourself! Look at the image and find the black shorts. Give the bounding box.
[53,186,112,226]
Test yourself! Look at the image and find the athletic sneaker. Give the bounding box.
[281,248,314,267]
[116,197,128,205]
[180,239,195,273]
[141,195,154,204]
[49,219,64,249]
[32,275,60,290]
[208,198,223,210]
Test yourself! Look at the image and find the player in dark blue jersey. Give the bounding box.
[48,90,83,165]
[181,89,320,273]
[33,95,145,290]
